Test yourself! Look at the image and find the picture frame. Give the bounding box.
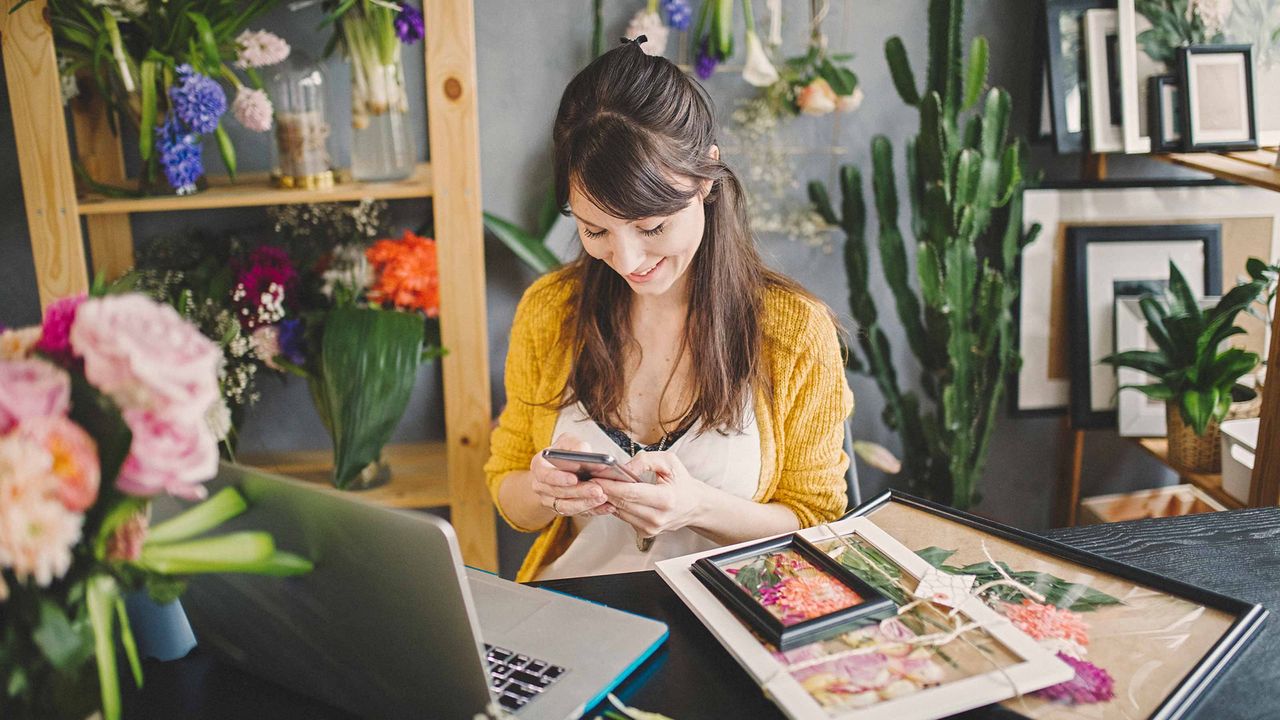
[1147,74,1183,152]
[657,516,1075,719]
[1068,223,1222,429]
[1045,0,1114,154]
[1119,0,1280,152]
[1013,182,1280,416]
[845,491,1268,720]
[1084,8,1125,152]
[1178,44,1259,151]
[691,533,895,650]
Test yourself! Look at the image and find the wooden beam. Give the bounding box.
[1,0,88,309]
[1251,308,1280,506]
[424,0,496,571]
[70,87,134,280]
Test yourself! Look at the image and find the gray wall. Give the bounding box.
[0,1,1196,579]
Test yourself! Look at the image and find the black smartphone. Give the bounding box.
[541,448,645,483]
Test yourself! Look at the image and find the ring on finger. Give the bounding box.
[552,497,567,516]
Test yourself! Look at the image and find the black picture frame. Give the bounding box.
[1148,74,1183,153]
[1008,178,1234,419]
[1067,223,1222,429]
[1044,0,1115,154]
[846,490,1268,720]
[1178,44,1258,152]
[691,533,894,650]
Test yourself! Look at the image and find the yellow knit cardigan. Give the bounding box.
[483,270,855,582]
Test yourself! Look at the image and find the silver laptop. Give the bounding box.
[151,462,668,719]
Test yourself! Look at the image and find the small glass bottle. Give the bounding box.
[270,50,335,189]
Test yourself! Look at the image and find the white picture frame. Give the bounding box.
[1085,8,1125,153]
[1119,0,1280,151]
[1016,184,1280,415]
[655,518,1073,720]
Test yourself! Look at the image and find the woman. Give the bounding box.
[484,36,853,583]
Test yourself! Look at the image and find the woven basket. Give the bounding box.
[1165,404,1221,473]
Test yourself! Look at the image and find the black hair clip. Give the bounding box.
[620,34,648,47]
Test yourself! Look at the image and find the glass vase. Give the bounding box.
[348,48,416,182]
[270,50,335,189]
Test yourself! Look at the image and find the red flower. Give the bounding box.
[366,230,440,317]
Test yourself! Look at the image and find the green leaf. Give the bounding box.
[184,11,221,68]
[1181,389,1215,435]
[963,36,988,110]
[138,531,274,574]
[808,181,840,226]
[115,596,143,689]
[1119,383,1175,400]
[915,546,956,567]
[87,575,121,720]
[1166,261,1202,322]
[33,599,93,671]
[139,60,158,162]
[1246,257,1269,280]
[535,184,561,239]
[1099,349,1171,377]
[146,486,248,544]
[214,124,236,180]
[309,307,426,488]
[483,212,561,275]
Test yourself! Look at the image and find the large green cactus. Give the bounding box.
[810,0,1039,509]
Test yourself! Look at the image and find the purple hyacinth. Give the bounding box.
[169,65,226,135]
[394,2,425,44]
[277,318,307,366]
[155,114,203,193]
[1034,653,1116,705]
[662,0,692,31]
[694,39,717,79]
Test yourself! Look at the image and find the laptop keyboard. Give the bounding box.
[485,644,567,712]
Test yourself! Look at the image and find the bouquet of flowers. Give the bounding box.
[291,227,445,489]
[0,291,310,720]
[20,0,293,194]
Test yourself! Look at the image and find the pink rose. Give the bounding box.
[0,358,71,433]
[116,409,217,500]
[69,295,221,422]
[796,77,837,116]
[35,293,85,364]
[16,415,100,513]
[836,87,865,114]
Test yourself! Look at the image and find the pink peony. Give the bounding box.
[105,509,149,562]
[797,78,837,116]
[233,85,273,132]
[116,409,217,500]
[34,293,85,363]
[0,358,71,433]
[0,435,82,587]
[16,415,99,513]
[69,294,221,422]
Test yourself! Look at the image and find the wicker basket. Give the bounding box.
[1166,404,1221,473]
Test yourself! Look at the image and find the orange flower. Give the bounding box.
[366,230,440,317]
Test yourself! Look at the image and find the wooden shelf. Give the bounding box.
[1157,148,1280,192]
[1130,437,1245,510]
[236,441,449,510]
[75,162,433,215]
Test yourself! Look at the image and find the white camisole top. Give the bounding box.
[534,401,762,581]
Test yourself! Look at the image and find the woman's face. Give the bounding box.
[569,155,716,301]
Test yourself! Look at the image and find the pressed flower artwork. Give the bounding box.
[723,548,866,627]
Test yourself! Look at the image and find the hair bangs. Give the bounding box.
[568,114,698,221]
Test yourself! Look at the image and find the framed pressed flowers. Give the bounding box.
[691,534,895,650]
[848,492,1267,719]
[658,518,1074,719]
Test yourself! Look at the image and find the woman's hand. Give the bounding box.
[529,433,615,517]
[593,450,709,538]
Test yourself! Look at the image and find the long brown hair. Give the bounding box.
[552,37,824,434]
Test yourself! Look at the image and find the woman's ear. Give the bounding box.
[699,144,720,200]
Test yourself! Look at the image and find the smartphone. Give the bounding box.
[541,448,645,483]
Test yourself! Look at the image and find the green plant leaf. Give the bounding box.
[483,212,561,275]
[1100,349,1171,377]
[808,180,840,226]
[1119,383,1175,400]
[915,546,956,567]
[1181,389,1215,435]
[1166,261,1202,321]
[139,60,158,161]
[963,36,988,109]
[87,575,121,720]
[214,124,236,180]
[114,596,143,689]
[145,486,247,544]
[33,599,93,671]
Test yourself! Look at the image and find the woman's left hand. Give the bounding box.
[592,450,709,539]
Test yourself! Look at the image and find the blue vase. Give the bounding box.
[124,591,197,661]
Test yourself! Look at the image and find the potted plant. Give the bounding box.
[1102,261,1266,473]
